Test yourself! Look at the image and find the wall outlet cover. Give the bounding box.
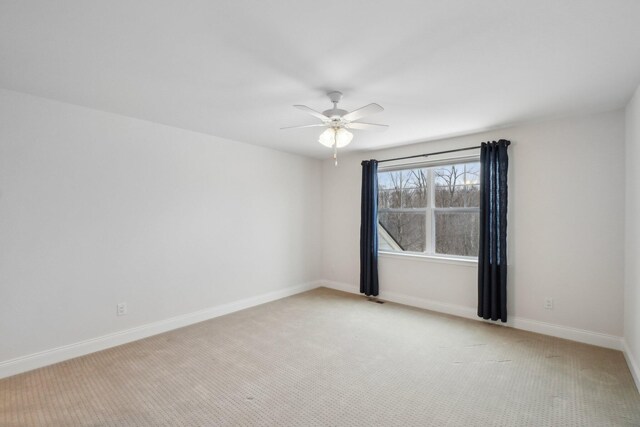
[117,302,127,316]
[544,298,553,310]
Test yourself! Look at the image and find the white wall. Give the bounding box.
[322,110,625,340]
[625,84,640,385]
[0,89,322,364]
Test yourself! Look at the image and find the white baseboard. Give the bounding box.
[320,280,623,351]
[508,316,622,351]
[623,340,640,392]
[323,280,479,319]
[0,281,321,379]
[2,279,628,381]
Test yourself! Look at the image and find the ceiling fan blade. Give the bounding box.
[280,123,327,130]
[346,122,389,131]
[294,105,330,122]
[342,103,384,122]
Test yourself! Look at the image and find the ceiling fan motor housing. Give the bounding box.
[323,108,348,120]
[324,91,347,120]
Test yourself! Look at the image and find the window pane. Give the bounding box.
[379,211,426,252]
[378,169,428,209]
[434,210,479,256]
[434,163,480,208]
[401,187,428,208]
[465,184,480,207]
[378,188,395,209]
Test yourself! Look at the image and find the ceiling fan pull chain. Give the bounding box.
[333,141,338,166]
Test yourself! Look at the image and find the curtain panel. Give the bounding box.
[478,140,510,322]
[360,160,379,296]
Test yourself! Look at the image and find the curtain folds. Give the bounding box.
[360,160,379,296]
[478,140,510,322]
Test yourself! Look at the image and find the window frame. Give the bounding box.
[377,155,480,261]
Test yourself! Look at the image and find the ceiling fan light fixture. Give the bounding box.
[318,127,353,148]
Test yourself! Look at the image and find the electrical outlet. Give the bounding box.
[117,302,127,316]
[544,298,553,310]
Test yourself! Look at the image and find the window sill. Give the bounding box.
[378,251,478,267]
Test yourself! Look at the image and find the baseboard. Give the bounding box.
[508,316,622,351]
[0,281,321,379]
[623,340,640,392]
[2,279,626,380]
[323,280,479,319]
[320,280,623,351]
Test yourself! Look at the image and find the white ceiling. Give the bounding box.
[1,1,640,158]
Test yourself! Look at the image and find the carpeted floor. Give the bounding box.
[1,287,639,426]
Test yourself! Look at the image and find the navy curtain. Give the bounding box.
[360,160,379,296]
[478,140,510,322]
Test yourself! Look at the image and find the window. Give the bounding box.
[378,159,480,259]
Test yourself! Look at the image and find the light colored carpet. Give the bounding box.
[1,287,639,426]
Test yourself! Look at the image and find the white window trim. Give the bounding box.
[378,250,478,267]
[378,154,480,172]
[378,156,481,261]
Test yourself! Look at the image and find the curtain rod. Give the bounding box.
[377,145,481,164]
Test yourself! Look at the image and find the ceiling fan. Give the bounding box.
[281,91,388,165]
